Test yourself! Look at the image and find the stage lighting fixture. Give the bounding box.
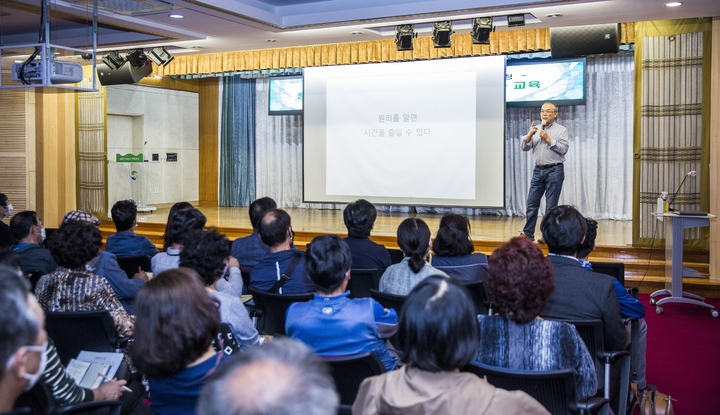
[395,24,415,51]
[432,21,453,48]
[102,51,126,70]
[507,13,525,27]
[148,47,175,67]
[471,17,494,45]
[126,49,150,68]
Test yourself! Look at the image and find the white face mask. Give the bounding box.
[40,227,46,242]
[5,203,13,216]
[22,341,48,391]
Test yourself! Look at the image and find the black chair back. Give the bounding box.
[45,311,120,366]
[247,286,313,336]
[368,289,406,314]
[325,353,386,406]
[463,281,490,315]
[562,319,632,415]
[591,262,625,286]
[463,361,607,415]
[115,255,152,279]
[347,268,380,299]
[26,270,45,293]
[387,249,404,265]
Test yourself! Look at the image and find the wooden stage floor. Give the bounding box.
[134,204,634,248]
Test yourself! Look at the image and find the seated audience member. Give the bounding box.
[343,199,392,276]
[0,194,15,249]
[41,338,149,415]
[161,202,194,251]
[286,235,398,371]
[231,197,276,271]
[249,209,313,294]
[0,266,44,413]
[10,211,57,276]
[35,221,133,338]
[180,229,260,350]
[132,268,228,415]
[538,206,627,411]
[151,207,207,275]
[353,276,549,415]
[430,213,489,283]
[62,210,147,314]
[379,218,448,295]
[578,218,648,391]
[538,206,627,350]
[198,338,339,415]
[106,200,158,259]
[474,237,597,398]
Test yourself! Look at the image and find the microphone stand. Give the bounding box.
[666,172,694,212]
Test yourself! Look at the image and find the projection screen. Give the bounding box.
[303,55,506,208]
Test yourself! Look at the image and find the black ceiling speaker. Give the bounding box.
[550,23,620,58]
[96,62,152,85]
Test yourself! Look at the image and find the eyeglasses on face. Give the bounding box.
[540,109,557,114]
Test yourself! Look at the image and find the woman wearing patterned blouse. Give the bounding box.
[35,220,134,338]
[474,237,597,399]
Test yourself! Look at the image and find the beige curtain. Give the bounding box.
[633,18,712,249]
[155,24,635,77]
[76,76,107,217]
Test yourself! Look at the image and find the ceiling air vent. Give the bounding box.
[65,0,173,16]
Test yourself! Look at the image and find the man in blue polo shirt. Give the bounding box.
[286,234,399,371]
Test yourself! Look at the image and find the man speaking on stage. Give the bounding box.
[520,102,569,241]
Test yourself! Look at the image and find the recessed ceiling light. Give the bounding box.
[169,13,184,19]
[351,31,363,35]
[665,2,682,6]
[267,39,277,43]
[153,76,163,79]
[545,13,563,18]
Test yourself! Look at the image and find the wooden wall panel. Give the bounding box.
[198,77,219,205]
[0,82,29,212]
[35,89,77,228]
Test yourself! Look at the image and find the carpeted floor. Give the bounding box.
[641,293,720,414]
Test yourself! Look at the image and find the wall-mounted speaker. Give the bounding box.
[96,63,152,85]
[550,23,620,58]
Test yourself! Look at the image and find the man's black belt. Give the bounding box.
[536,163,563,170]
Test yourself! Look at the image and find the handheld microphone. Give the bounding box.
[541,120,546,130]
[667,170,697,211]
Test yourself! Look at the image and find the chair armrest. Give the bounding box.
[597,349,630,363]
[116,336,132,350]
[625,286,639,299]
[575,397,609,415]
[59,400,121,415]
[622,316,638,325]
[114,361,129,381]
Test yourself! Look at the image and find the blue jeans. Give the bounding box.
[523,164,564,239]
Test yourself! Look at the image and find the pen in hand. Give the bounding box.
[98,373,132,392]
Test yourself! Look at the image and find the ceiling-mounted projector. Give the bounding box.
[11,60,84,84]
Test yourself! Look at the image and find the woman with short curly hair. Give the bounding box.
[35,220,133,338]
[474,236,597,399]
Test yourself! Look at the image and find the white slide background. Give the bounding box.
[304,56,506,207]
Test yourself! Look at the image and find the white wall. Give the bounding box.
[106,85,199,208]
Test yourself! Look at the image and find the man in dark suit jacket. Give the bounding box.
[538,205,628,411]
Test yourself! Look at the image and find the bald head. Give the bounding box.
[257,209,292,249]
[198,338,338,415]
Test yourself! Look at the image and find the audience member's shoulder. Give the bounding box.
[488,387,550,415]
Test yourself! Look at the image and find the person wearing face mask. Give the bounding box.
[10,211,58,276]
[0,194,14,249]
[0,265,44,413]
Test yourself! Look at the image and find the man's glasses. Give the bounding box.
[540,110,557,114]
